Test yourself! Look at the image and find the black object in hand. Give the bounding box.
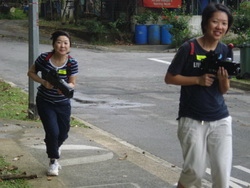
[46,69,74,98]
[201,50,240,76]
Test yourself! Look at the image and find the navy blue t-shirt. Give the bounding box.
[167,39,232,121]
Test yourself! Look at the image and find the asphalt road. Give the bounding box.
[0,38,249,187]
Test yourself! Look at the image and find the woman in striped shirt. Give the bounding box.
[28,30,78,176]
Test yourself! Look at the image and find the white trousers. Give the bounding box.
[178,116,232,188]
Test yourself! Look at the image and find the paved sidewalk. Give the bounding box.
[0,118,180,188]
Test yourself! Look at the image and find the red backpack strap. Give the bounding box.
[190,41,195,55]
[45,52,53,61]
[66,56,73,78]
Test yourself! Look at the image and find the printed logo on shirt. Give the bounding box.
[58,70,67,74]
[196,55,206,61]
[193,55,206,69]
[193,61,201,68]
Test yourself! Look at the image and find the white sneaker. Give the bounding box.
[172,183,178,188]
[47,160,61,176]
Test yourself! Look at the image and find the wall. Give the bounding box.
[189,15,202,34]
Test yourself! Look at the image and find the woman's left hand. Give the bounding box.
[217,67,229,80]
[217,67,230,94]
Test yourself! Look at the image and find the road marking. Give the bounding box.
[31,144,107,151]
[206,168,242,188]
[148,58,171,65]
[30,144,113,166]
[206,168,250,188]
[75,182,141,188]
[234,165,250,174]
[59,152,114,166]
[230,176,250,187]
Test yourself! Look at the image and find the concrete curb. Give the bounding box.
[231,80,250,91]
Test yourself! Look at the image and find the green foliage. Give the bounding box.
[83,19,107,34]
[40,19,86,30]
[148,10,159,24]
[161,8,192,48]
[108,13,131,43]
[70,117,91,128]
[0,8,27,20]
[134,11,150,25]
[232,15,250,33]
[78,16,132,44]
[81,19,110,43]
[231,2,250,44]
[108,12,127,33]
[171,28,191,49]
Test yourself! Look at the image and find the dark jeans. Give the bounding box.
[36,97,71,159]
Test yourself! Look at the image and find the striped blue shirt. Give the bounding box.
[35,52,78,103]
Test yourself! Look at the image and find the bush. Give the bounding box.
[108,13,132,43]
[0,8,27,19]
[161,8,192,48]
[231,2,250,44]
[134,11,151,25]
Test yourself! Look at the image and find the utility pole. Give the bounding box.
[28,0,39,119]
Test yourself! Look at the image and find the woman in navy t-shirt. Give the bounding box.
[165,3,233,188]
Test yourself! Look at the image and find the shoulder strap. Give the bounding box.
[190,41,195,55]
[227,43,234,59]
[45,52,53,61]
[66,56,72,78]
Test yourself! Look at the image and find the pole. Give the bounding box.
[28,0,39,119]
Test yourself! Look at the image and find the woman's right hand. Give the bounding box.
[42,80,54,89]
[198,74,216,87]
[165,72,215,87]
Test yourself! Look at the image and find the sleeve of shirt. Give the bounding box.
[34,53,48,73]
[167,41,191,75]
[70,58,78,76]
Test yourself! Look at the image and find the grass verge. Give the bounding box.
[0,156,31,188]
[232,77,250,84]
[0,80,28,120]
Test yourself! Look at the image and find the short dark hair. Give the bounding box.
[50,30,72,46]
[201,3,233,34]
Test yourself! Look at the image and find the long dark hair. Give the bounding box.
[201,3,233,34]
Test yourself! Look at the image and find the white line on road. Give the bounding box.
[148,58,171,65]
[234,165,250,174]
[206,168,250,188]
[31,144,107,151]
[60,152,114,166]
[230,176,250,187]
[76,182,141,188]
[30,144,113,166]
[206,168,242,188]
